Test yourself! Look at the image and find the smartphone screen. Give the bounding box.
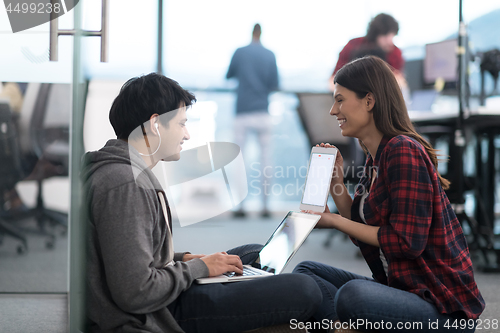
[301,152,336,207]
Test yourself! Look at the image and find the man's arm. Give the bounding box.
[176,253,196,261]
[226,50,239,79]
[268,53,279,91]
[387,46,404,73]
[92,183,208,314]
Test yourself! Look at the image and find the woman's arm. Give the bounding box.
[378,138,434,259]
[330,184,353,219]
[315,211,380,247]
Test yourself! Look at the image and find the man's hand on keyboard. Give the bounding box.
[201,252,243,277]
[182,253,205,262]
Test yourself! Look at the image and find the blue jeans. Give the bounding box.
[293,261,475,333]
[167,244,322,333]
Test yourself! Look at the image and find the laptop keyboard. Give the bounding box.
[223,267,262,277]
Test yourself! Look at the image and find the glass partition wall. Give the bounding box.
[2,1,499,331]
[0,1,159,331]
[0,4,74,293]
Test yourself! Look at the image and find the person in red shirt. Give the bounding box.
[333,13,403,75]
[294,56,484,333]
[330,14,406,94]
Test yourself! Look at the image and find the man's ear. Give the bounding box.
[148,114,160,135]
[365,93,375,112]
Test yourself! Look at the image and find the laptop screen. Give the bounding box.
[252,212,319,274]
[409,90,438,111]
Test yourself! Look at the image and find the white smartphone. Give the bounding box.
[299,146,338,212]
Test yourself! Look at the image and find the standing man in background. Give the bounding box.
[227,23,279,218]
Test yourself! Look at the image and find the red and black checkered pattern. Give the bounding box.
[350,135,485,319]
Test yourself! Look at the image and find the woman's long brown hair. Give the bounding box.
[334,56,450,190]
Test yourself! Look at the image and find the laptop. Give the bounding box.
[409,89,439,111]
[195,211,320,284]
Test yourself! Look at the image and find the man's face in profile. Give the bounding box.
[160,105,190,162]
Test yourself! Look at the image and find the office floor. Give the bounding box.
[0,294,67,333]
[0,213,499,332]
[0,223,68,292]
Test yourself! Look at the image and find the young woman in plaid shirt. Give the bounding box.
[294,56,485,332]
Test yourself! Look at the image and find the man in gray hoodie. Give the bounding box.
[81,73,321,333]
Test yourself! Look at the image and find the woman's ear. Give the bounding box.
[365,93,375,112]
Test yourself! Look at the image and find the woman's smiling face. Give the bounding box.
[330,83,374,139]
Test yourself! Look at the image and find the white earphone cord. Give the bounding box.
[139,124,161,156]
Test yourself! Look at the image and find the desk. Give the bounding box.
[410,109,500,271]
[409,108,500,126]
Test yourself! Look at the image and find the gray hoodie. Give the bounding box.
[81,139,209,333]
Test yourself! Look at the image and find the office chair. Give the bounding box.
[25,83,70,233]
[480,48,500,105]
[295,93,365,248]
[4,82,72,248]
[0,100,28,254]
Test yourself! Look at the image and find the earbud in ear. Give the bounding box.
[155,123,159,134]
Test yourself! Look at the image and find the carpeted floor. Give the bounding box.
[0,213,498,332]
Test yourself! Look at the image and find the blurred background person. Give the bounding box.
[226,23,279,219]
[0,82,29,217]
[329,13,408,94]
[0,82,24,115]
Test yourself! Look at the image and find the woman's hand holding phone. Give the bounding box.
[314,143,352,219]
[302,205,336,229]
[316,143,344,190]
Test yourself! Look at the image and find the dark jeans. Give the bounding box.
[293,261,475,333]
[167,244,322,333]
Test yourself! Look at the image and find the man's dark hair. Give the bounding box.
[109,73,196,140]
[365,13,399,43]
[252,23,261,38]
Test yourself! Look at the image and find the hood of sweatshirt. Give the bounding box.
[81,139,163,191]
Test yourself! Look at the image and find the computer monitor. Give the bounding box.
[424,39,458,84]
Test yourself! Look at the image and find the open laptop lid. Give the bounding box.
[409,89,438,111]
[251,211,320,274]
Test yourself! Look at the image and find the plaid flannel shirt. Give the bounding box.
[350,135,485,319]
